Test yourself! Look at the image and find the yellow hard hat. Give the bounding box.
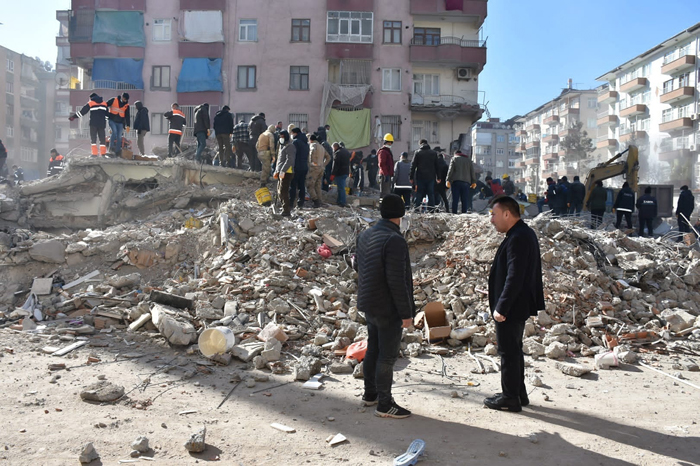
[502,174,509,179]
[383,133,394,142]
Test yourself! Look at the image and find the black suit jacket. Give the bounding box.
[488,220,545,320]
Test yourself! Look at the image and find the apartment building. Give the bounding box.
[596,22,700,189]
[58,0,487,158]
[513,83,604,194]
[0,47,56,180]
[470,117,518,180]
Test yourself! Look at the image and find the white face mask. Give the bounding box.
[279,138,285,145]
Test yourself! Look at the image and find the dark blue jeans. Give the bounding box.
[108,120,124,155]
[414,178,435,210]
[289,168,307,207]
[451,180,470,213]
[364,321,403,407]
[569,201,583,216]
[195,131,207,161]
[335,174,348,206]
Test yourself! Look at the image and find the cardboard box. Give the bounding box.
[421,301,451,342]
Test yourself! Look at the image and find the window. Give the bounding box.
[151,66,170,90]
[290,66,309,90]
[412,120,438,145]
[6,58,14,72]
[239,19,257,42]
[6,126,13,138]
[153,19,171,41]
[381,115,401,141]
[662,108,673,123]
[587,118,596,129]
[413,28,441,46]
[413,74,439,96]
[327,11,373,43]
[151,113,166,135]
[6,82,13,94]
[55,127,62,140]
[496,160,504,168]
[6,104,14,118]
[383,21,401,44]
[236,113,254,124]
[497,135,505,143]
[237,66,256,90]
[291,19,310,42]
[288,113,308,130]
[496,148,505,155]
[587,98,597,108]
[382,68,401,91]
[21,147,37,163]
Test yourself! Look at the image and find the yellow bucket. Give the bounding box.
[528,193,537,203]
[184,217,203,229]
[255,187,272,206]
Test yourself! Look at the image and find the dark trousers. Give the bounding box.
[615,210,632,229]
[234,141,253,169]
[168,133,182,158]
[393,188,412,208]
[639,217,653,237]
[569,201,583,216]
[368,167,378,189]
[248,139,261,171]
[195,131,207,162]
[289,168,307,208]
[678,214,691,234]
[364,321,403,407]
[322,161,333,192]
[451,180,470,214]
[278,173,294,215]
[414,178,435,210]
[136,130,147,155]
[590,209,604,229]
[434,184,449,212]
[216,133,233,167]
[495,317,527,400]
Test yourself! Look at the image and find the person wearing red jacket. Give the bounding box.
[377,133,395,198]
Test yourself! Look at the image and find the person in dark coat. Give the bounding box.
[274,130,295,216]
[434,151,450,212]
[213,106,234,167]
[365,149,379,189]
[392,152,413,208]
[554,177,569,215]
[502,174,515,196]
[248,113,267,171]
[0,138,7,178]
[330,142,351,207]
[105,92,130,157]
[587,180,607,229]
[355,194,414,419]
[636,186,658,237]
[289,128,309,209]
[410,139,439,211]
[164,103,186,158]
[132,101,150,155]
[193,103,210,163]
[676,185,695,237]
[485,195,544,413]
[567,175,586,216]
[613,181,635,229]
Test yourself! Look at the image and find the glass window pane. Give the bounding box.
[162,67,169,86]
[302,28,309,41]
[361,19,371,35]
[339,20,348,34]
[301,75,308,90]
[384,29,391,43]
[393,30,400,43]
[292,27,299,41]
[351,20,359,35]
[153,67,160,86]
[328,18,338,35]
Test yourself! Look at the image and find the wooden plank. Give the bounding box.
[51,340,88,356]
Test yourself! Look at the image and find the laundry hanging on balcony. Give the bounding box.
[92,11,145,47]
[326,108,371,150]
[177,58,223,93]
[92,58,144,89]
[182,11,224,43]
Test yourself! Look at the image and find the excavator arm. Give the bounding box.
[583,145,639,210]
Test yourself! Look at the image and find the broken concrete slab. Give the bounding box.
[80,381,125,402]
[28,240,65,263]
[555,362,593,377]
[79,442,100,464]
[184,427,206,453]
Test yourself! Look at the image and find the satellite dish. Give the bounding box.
[56,72,69,88]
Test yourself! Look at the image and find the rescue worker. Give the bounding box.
[307,134,329,208]
[502,174,515,197]
[164,103,186,158]
[233,119,252,169]
[106,92,130,157]
[46,149,65,177]
[567,175,586,216]
[377,133,395,198]
[257,124,277,187]
[193,103,210,163]
[0,138,7,177]
[636,186,658,237]
[132,101,150,156]
[676,185,695,237]
[69,92,108,157]
[248,113,267,172]
[613,181,635,229]
[213,106,234,168]
[274,130,296,217]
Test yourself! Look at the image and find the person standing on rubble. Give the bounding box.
[106,92,130,158]
[568,175,586,216]
[233,119,253,169]
[356,193,415,419]
[393,152,413,208]
[257,124,278,186]
[676,185,695,238]
[446,149,477,214]
[132,101,150,156]
[485,195,544,413]
[307,134,329,208]
[587,180,607,229]
[502,174,515,197]
[164,103,186,158]
[0,138,8,178]
[193,103,210,163]
[46,149,64,177]
[213,106,234,168]
[410,139,440,212]
[274,130,295,217]
[69,92,108,157]
[289,128,309,209]
[613,181,635,230]
[636,186,658,237]
[434,150,450,212]
[249,113,267,172]
[378,134,395,198]
[331,142,351,207]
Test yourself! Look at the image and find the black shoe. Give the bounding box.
[375,401,411,419]
[484,394,522,412]
[362,393,378,406]
[281,211,291,217]
[489,392,529,407]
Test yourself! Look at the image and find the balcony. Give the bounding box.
[515,161,526,168]
[410,0,487,26]
[658,147,693,162]
[180,0,226,9]
[94,0,146,10]
[560,106,579,116]
[597,115,619,127]
[661,55,695,75]
[596,138,618,149]
[71,42,145,61]
[524,123,540,132]
[618,130,647,143]
[543,152,559,162]
[660,86,695,105]
[543,115,559,126]
[525,140,540,149]
[620,77,648,93]
[410,93,483,119]
[327,0,374,11]
[542,134,558,144]
[516,129,527,137]
[409,37,487,71]
[619,104,647,118]
[659,117,693,133]
[598,90,618,104]
[326,43,373,60]
[20,94,40,107]
[70,80,143,106]
[56,36,70,47]
[519,143,526,151]
[179,41,224,58]
[524,157,539,166]
[558,127,571,137]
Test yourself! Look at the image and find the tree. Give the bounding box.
[560,121,594,169]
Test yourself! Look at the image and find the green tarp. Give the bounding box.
[326,108,371,150]
[93,11,145,47]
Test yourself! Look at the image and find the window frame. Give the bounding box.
[289,66,310,91]
[151,113,165,135]
[239,19,258,42]
[151,65,171,91]
[383,20,402,44]
[382,68,402,92]
[413,28,441,46]
[380,115,401,141]
[291,19,311,42]
[288,113,309,131]
[6,81,13,94]
[237,65,257,90]
[326,11,374,44]
[413,73,439,96]
[152,19,171,42]
[6,58,14,73]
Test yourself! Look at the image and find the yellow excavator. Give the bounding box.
[583,145,639,210]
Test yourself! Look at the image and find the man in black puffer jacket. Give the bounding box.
[355,194,415,419]
[613,182,635,229]
[410,139,439,211]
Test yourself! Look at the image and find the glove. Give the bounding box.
[206,130,210,137]
[273,172,279,180]
[125,127,130,132]
[330,175,335,182]
[471,183,476,189]
[446,181,451,189]
[68,114,76,121]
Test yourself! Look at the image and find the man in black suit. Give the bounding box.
[485,196,545,412]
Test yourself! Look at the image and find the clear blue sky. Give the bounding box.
[479,0,699,120]
[0,0,70,63]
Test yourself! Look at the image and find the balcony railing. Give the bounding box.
[410,37,486,48]
[85,80,142,90]
[410,93,479,107]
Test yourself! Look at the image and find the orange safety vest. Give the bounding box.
[88,100,108,112]
[168,109,186,135]
[109,98,129,118]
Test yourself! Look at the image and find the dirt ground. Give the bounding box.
[0,329,698,466]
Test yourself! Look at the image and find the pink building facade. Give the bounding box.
[58,0,487,157]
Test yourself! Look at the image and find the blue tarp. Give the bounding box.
[177,58,223,93]
[92,11,145,47]
[92,58,144,89]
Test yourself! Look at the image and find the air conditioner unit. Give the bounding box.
[456,68,472,80]
[691,113,699,120]
[690,145,696,151]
